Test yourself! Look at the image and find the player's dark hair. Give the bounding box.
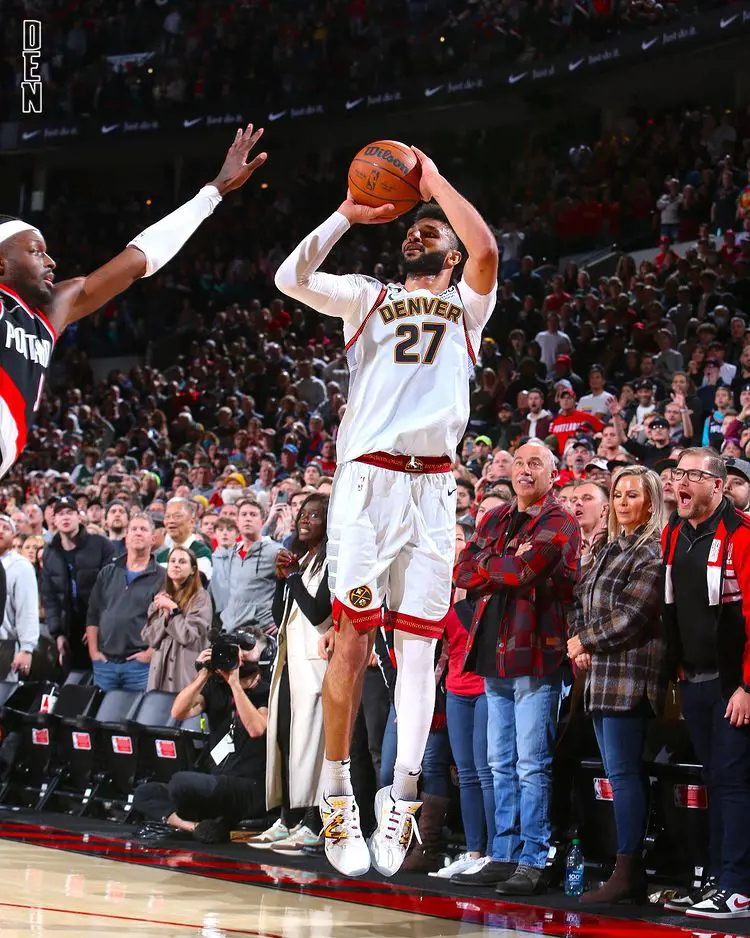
[413,202,464,255]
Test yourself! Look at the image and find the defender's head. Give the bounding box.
[401,203,464,277]
[0,215,56,309]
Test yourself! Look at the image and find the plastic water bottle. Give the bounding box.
[564,838,585,897]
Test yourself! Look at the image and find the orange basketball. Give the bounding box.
[348,140,422,220]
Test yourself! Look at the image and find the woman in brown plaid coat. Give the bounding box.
[567,465,668,905]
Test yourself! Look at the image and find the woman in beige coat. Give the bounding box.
[142,547,212,692]
[246,494,331,853]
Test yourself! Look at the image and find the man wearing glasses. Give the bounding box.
[662,447,750,921]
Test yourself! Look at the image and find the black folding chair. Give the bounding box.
[57,689,143,816]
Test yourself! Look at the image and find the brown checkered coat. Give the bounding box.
[568,528,668,714]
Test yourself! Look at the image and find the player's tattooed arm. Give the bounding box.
[46,125,268,332]
[411,146,498,296]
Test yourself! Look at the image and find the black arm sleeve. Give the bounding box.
[272,578,286,628]
[286,570,332,626]
[623,438,647,459]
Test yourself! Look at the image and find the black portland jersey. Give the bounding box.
[0,284,56,478]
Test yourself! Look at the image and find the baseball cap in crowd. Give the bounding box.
[474,435,493,447]
[649,416,669,429]
[726,457,750,484]
[559,388,577,400]
[725,229,736,239]
[225,472,247,487]
[741,383,750,395]
[555,355,572,367]
[634,379,653,391]
[498,402,513,412]
[585,457,610,472]
[193,495,209,510]
[282,444,299,455]
[54,496,79,515]
[654,458,678,475]
[572,437,595,451]
[660,234,671,244]
[0,515,16,533]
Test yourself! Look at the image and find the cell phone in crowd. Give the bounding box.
[276,491,288,505]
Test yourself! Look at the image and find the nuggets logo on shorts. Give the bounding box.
[348,585,373,609]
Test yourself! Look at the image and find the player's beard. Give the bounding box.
[401,248,449,276]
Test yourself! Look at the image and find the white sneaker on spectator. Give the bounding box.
[245,818,295,848]
[369,786,422,877]
[428,853,487,879]
[319,793,371,877]
[270,825,323,852]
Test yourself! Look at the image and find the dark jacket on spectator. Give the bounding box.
[88,554,163,659]
[42,529,116,641]
[662,500,750,696]
[454,493,580,678]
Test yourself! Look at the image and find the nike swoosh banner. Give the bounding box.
[7,1,750,149]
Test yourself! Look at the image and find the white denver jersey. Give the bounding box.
[336,277,493,462]
[274,212,496,464]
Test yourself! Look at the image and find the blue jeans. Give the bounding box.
[380,704,451,797]
[485,671,562,869]
[680,678,750,894]
[591,702,651,856]
[92,659,150,691]
[447,691,495,854]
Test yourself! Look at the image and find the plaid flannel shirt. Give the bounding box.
[454,491,581,679]
[568,529,667,714]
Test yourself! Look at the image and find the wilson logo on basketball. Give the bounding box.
[363,146,410,175]
[348,586,373,609]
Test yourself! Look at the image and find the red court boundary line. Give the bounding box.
[0,821,739,938]
[0,899,284,936]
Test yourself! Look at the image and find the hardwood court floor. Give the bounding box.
[0,814,747,938]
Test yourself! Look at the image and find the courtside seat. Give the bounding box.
[132,691,202,784]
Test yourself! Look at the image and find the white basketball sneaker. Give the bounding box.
[369,786,422,877]
[319,793,371,877]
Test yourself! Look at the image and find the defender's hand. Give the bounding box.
[210,124,267,196]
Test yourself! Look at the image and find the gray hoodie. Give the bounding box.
[1,551,40,678]
[209,545,235,615]
[220,536,282,633]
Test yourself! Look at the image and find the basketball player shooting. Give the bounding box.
[275,146,498,877]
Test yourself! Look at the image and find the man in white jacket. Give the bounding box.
[0,515,40,681]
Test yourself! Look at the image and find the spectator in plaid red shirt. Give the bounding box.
[452,441,580,896]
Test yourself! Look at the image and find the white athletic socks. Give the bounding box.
[324,758,353,797]
[391,767,421,802]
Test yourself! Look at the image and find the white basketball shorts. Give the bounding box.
[327,457,457,639]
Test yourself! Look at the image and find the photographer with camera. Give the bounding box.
[133,627,270,843]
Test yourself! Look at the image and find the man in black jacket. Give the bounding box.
[86,513,163,690]
[42,496,115,671]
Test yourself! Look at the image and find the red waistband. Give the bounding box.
[354,451,452,474]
